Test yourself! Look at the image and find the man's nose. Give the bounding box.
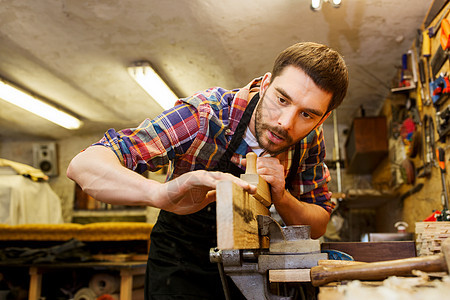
[277,109,296,131]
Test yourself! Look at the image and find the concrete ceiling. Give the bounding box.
[0,0,434,141]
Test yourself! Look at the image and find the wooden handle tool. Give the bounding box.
[310,238,450,286]
[240,152,271,206]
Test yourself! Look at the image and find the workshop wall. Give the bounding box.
[373,0,450,233]
[0,133,104,222]
[0,133,162,224]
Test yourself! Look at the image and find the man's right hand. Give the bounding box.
[155,170,256,215]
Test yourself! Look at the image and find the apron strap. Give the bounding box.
[214,92,260,173]
[285,143,301,191]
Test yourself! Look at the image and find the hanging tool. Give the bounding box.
[408,49,418,85]
[435,147,450,221]
[417,114,436,178]
[436,105,450,139]
[431,18,450,79]
[419,57,430,107]
[400,183,424,201]
[430,73,450,105]
[424,1,450,29]
[423,30,434,105]
[441,18,450,49]
[428,6,450,37]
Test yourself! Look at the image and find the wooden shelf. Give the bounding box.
[343,189,397,209]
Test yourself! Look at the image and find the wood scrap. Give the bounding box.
[92,254,132,262]
[269,269,311,282]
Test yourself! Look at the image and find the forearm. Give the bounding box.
[67,146,159,206]
[67,146,256,214]
[274,191,330,239]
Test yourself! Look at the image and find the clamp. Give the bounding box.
[210,215,327,300]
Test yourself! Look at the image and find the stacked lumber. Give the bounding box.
[415,222,450,256]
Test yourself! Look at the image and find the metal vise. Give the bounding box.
[210,215,327,300]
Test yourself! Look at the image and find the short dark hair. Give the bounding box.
[271,42,348,112]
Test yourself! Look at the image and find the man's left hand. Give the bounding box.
[255,156,286,204]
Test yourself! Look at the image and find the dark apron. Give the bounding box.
[145,93,301,299]
[145,94,260,300]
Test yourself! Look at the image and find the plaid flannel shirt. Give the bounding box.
[94,77,334,213]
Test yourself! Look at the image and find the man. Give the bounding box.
[67,42,348,299]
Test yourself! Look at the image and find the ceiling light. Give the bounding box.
[128,61,178,111]
[0,79,82,130]
[311,0,322,11]
[311,0,342,11]
[331,0,341,7]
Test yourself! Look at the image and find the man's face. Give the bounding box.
[254,66,332,155]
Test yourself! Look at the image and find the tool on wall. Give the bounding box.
[417,114,436,178]
[408,49,419,86]
[435,147,450,221]
[428,73,450,140]
[430,18,450,79]
[436,105,450,139]
[430,73,450,105]
[424,0,450,29]
[419,57,431,107]
[428,7,450,37]
[422,30,434,104]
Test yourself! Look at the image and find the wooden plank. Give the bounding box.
[216,180,269,249]
[321,241,416,262]
[92,254,132,262]
[269,269,311,282]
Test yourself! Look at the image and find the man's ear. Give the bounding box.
[260,72,272,94]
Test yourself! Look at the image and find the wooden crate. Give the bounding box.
[345,117,388,174]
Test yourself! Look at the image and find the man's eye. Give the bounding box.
[278,97,287,104]
[301,112,311,119]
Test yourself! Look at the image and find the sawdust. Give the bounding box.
[336,274,450,299]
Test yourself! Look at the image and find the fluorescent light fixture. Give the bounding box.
[0,79,82,130]
[128,61,178,110]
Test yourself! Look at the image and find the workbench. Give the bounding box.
[0,261,146,300]
[0,222,153,298]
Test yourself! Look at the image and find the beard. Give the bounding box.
[254,92,294,156]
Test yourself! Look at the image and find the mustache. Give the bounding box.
[262,124,291,142]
